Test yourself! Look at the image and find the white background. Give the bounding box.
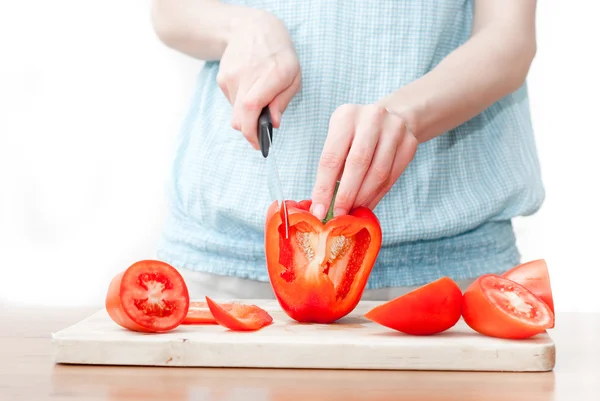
[1,1,598,312]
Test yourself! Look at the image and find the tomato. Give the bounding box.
[502,259,554,316]
[182,301,234,324]
[462,274,554,339]
[364,277,463,335]
[205,297,273,331]
[106,260,190,332]
[106,270,149,332]
[265,195,382,324]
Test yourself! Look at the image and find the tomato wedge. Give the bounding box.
[205,297,273,331]
[364,277,463,335]
[502,259,554,316]
[462,274,554,339]
[265,197,382,324]
[182,301,234,324]
[106,260,190,332]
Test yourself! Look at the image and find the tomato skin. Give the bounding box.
[265,200,382,324]
[205,297,273,331]
[364,277,463,335]
[106,271,151,332]
[502,259,554,316]
[105,260,190,333]
[462,274,554,340]
[182,301,234,325]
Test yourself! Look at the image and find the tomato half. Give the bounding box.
[106,260,190,332]
[364,277,463,335]
[182,301,234,324]
[205,297,273,331]
[502,259,554,317]
[462,274,554,339]
[265,199,382,323]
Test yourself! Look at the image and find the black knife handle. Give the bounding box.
[258,106,273,158]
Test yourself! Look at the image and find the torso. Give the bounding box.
[156,0,545,288]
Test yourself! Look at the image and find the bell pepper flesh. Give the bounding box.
[265,199,382,323]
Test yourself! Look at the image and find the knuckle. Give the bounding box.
[362,105,387,129]
[334,189,353,209]
[347,149,371,169]
[371,164,390,183]
[331,104,358,123]
[318,151,343,170]
[280,61,296,80]
[312,183,332,200]
[365,104,387,119]
[267,58,291,83]
[243,97,261,111]
[217,70,234,86]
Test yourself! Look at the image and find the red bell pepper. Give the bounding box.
[265,190,382,323]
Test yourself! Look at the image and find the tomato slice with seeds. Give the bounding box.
[364,277,463,335]
[501,259,554,318]
[462,274,554,339]
[205,297,273,331]
[181,301,234,324]
[107,260,190,332]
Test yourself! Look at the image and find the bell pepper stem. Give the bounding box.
[323,180,340,224]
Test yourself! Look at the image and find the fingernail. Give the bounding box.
[334,207,345,217]
[312,203,326,220]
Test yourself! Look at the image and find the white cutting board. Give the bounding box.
[51,299,555,372]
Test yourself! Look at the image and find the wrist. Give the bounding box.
[376,96,421,143]
[226,7,280,47]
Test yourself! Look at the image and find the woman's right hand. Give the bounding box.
[218,10,301,150]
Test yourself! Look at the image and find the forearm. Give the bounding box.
[150,0,256,61]
[379,2,537,143]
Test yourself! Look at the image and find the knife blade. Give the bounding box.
[258,106,289,239]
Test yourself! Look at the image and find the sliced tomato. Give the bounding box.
[106,260,190,332]
[182,301,234,324]
[205,297,273,331]
[502,259,554,317]
[106,270,150,332]
[364,277,463,335]
[462,274,554,339]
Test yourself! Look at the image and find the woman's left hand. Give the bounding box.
[310,104,418,220]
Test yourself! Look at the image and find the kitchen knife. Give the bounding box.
[258,106,289,239]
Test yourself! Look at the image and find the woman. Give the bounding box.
[150,0,543,300]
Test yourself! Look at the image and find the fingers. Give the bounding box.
[220,52,300,149]
[311,105,419,219]
[239,60,299,144]
[365,124,418,210]
[310,104,357,220]
[353,112,401,208]
[333,105,385,216]
[270,73,301,128]
[231,76,257,134]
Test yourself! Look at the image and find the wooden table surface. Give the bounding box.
[1,303,599,401]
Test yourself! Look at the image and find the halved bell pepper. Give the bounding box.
[265,195,382,323]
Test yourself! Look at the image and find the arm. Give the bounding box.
[150,0,302,147]
[378,0,538,143]
[150,0,254,61]
[310,0,538,218]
